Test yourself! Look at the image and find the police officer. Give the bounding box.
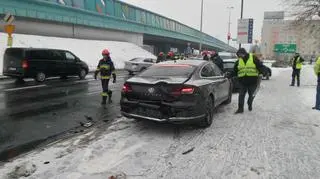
[94,49,116,105]
[290,53,304,87]
[233,48,265,114]
[312,56,320,110]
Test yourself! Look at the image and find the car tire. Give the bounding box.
[35,72,46,82]
[223,88,232,105]
[79,69,87,80]
[199,96,214,128]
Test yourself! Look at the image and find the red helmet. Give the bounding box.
[159,52,164,56]
[168,51,174,57]
[102,49,110,55]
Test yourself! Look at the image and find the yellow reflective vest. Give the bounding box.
[314,57,320,76]
[238,53,259,77]
[292,57,302,69]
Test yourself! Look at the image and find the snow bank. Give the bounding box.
[0,33,155,74]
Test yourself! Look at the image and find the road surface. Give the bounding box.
[0,71,128,161]
[0,66,320,179]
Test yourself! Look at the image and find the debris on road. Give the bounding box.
[108,172,127,179]
[250,167,261,175]
[7,162,36,179]
[43,161,50,165]
[84,115,93,121]
[182,147,195,155]
[80,122,93,128]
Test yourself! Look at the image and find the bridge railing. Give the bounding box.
[0,0,236,52]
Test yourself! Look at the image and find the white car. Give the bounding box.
[124,58,157,75]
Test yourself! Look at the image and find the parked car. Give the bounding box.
[124,58,157,75]
[120,60,232,127]
[223,58,240,91]
[3,48,89,82]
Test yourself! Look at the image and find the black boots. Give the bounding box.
[101,96,107,105]
[235,108,244,114]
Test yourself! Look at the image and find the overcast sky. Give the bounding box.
[121,0,284,48]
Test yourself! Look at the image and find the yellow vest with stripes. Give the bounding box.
[238,53,259,77]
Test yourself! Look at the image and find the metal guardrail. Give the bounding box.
[0,0,236,52]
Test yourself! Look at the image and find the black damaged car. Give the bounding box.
[120,60,232,127]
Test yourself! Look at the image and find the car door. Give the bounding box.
[211,63,229,100]
[48,50,67,76]
[64,51,79,75]
[200,63,223,104]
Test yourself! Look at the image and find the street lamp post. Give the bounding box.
[227,6,234,45]
[199,0,204,52]
[239,0,244,49]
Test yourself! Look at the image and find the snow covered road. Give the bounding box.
[1,66,320,179]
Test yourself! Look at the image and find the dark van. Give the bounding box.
[3,48,89,82]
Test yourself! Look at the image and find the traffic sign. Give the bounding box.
[273,44,296,53]
[4,24,15,36]
[237,18,254,44]
[3,13,15,24]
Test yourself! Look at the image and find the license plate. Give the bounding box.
[9,67,16,71]
[135,107,162,118]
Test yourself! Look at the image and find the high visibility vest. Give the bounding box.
[314,57,320,75]
[238,53,259,77]
[295,57,302,69]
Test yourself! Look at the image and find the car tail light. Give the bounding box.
[171,86,195,96]
[22,60,29,69]
[122,83,132,93]
[181,87,194,94]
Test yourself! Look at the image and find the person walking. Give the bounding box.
[290,53,304,87]
[233,48,265,114]
[312,56,320,110]
[94,49,116,105]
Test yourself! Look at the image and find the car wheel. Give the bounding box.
[199,96,214,128]
[79,69,87,80]
[35,72,46,82]
[223,88,232,105]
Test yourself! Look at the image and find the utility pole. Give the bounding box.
[227,7,234,45]
[239,0,244,49]
[199,0,204,53]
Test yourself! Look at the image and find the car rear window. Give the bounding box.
[138,64,196,77]
[5,48,24,59]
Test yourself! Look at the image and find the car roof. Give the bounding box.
[158,59,206,66]
[6,47,68,51]
[223,58,238,63]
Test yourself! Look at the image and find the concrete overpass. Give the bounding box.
[0,0,237,54]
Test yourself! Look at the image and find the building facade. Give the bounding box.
[261,14,320,61]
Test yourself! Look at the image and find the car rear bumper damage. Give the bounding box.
[121,99,205,123]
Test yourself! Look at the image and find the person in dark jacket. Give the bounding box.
[210,51,224,71]
[233,48,265,114]
[157,52,165,63]
[203,52,209,61]
[290,53,304,87]
[94,49,116,105]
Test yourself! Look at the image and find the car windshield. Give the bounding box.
[138,64,196,77]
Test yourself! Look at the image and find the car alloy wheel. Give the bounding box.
[200,97,214,128]
[79,69,87,80]
[36,72,46,82]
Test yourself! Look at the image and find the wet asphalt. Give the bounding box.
[0,71,129,161]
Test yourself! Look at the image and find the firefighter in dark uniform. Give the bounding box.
[94,49,116,105]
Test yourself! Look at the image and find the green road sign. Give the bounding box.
[273,44,296,53]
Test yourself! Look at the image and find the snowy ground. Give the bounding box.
[0,66,319,179]
[0,33,155,74]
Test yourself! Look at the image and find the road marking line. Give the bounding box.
[74,79,96,84]
[3,84,47,92]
